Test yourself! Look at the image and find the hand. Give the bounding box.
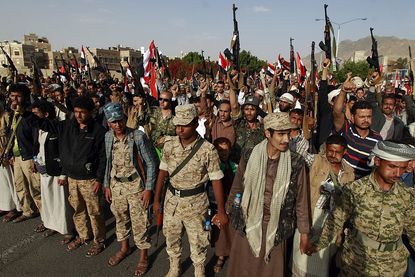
[57,179,68,186]
[299,233,315,256]
[92,181,102,195]
[212,212,229,230]
[171,84,178,97]
[104,188,112,203]
[370,71,381,85]
[153,201,161,217]
[29,160,37,173]
[322,58,331,69]
[141,189,152,209]
[342,73,356,93]
[199,81,208,94]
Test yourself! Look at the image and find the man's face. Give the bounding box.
[216,142,231,161]
[325,144,346,165]
[91,97,100,111]
[356,89,365,99]
[243,105,257,122]
[279,100,291,112]
[74,107,91,125]
[176,121,197,140]
[381,98,395,116]
[54,91,64,103]
[159,93,171,110]
[9,91,25,107]
[108,119,126,136]
[351,109,372,130]
[218,103,231,122]
[133,96,144,107]
[216,83,224,94]
[289,112,303,129]
[266,129,290,152]
[32,107,46,119]
[374,158,409,185]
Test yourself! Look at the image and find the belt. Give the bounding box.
[355,230,402,252]
[168,183,205,198]
[114,172,139,183]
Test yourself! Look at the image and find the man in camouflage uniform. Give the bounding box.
[103,103,158,276]
[153,104,228,277]
[231,94,265,163]
[314,141,415,277]
[148,90,176,152]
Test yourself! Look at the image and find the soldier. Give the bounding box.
[313,141,415,277]
[102,103,158,276]
[153,104,228,277]
[148,90,176,155]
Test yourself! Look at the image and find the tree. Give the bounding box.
[239,50,266,72]
[333,60,370,83]
[182,52,203,64]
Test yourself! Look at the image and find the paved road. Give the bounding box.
[0,207,228,277]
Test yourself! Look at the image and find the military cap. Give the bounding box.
[173,104,198,126]
[242,94,260,108]
[263,112,296,131]
[104,102,124,123]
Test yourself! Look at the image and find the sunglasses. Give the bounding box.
[159,98,170,103]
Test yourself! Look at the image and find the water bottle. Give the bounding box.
[233,193,242,208]
[203,209,212,231]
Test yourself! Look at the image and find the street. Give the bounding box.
[0,207,228,277]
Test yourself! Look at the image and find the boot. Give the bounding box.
[194,263,205,277]
[165,258,180,277]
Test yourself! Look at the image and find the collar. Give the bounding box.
[369,172,399,195]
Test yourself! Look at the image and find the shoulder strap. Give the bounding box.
[170,138,204,178]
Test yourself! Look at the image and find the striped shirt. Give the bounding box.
[339,121,382,179]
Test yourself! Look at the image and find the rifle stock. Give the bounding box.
[0,45,18,81]
[319,4,332,60]
[366,28,380,72]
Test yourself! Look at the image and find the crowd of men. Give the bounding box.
[1,57,415,277]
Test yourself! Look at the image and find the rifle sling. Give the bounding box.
[169,138,204,179]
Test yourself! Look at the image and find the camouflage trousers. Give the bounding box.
[163,190,209,266]
[340,236,408,277]
[110,179,151,249]
[68,178,105,243]
[14,156,41,217]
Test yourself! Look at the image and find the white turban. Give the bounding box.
[368,141,415,166]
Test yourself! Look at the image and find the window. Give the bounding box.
[14,51,20,56]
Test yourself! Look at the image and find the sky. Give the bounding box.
[1,0,414,61]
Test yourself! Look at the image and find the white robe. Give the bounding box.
[38,130,73,234]
[0,164,21,211]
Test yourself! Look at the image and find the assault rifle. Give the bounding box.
[224,4,240,71]
[31,56,43,95]
[0,45,18,81]
[366,28,380,72]
[408,46,414,84]
[319,4,332,61]
[85,47,107,73]
[290,37,295,74]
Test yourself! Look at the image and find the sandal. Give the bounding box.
[3,211,18,223]
[213,256,225,273]
[85,242,105,257]
[67,237,86,252]
[107,249,132,267]
[134,260,149,276]
[34,223,47,233]
[61,235,75,245]
[43,229,57,237]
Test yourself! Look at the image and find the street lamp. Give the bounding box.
[315,17,367,69]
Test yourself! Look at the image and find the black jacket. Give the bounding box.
[44,117,107,183]
[15,111,39,161]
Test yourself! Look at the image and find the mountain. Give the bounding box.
[302,36,415,68]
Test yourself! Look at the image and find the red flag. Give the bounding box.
[150,66,158,99]
[143,40,156,83]
[80,46,88,72]
[59,65,66,74]
[218,52,230,71]
[296,52,307,81]
[278,54,290,71]
[266,63,276,77]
